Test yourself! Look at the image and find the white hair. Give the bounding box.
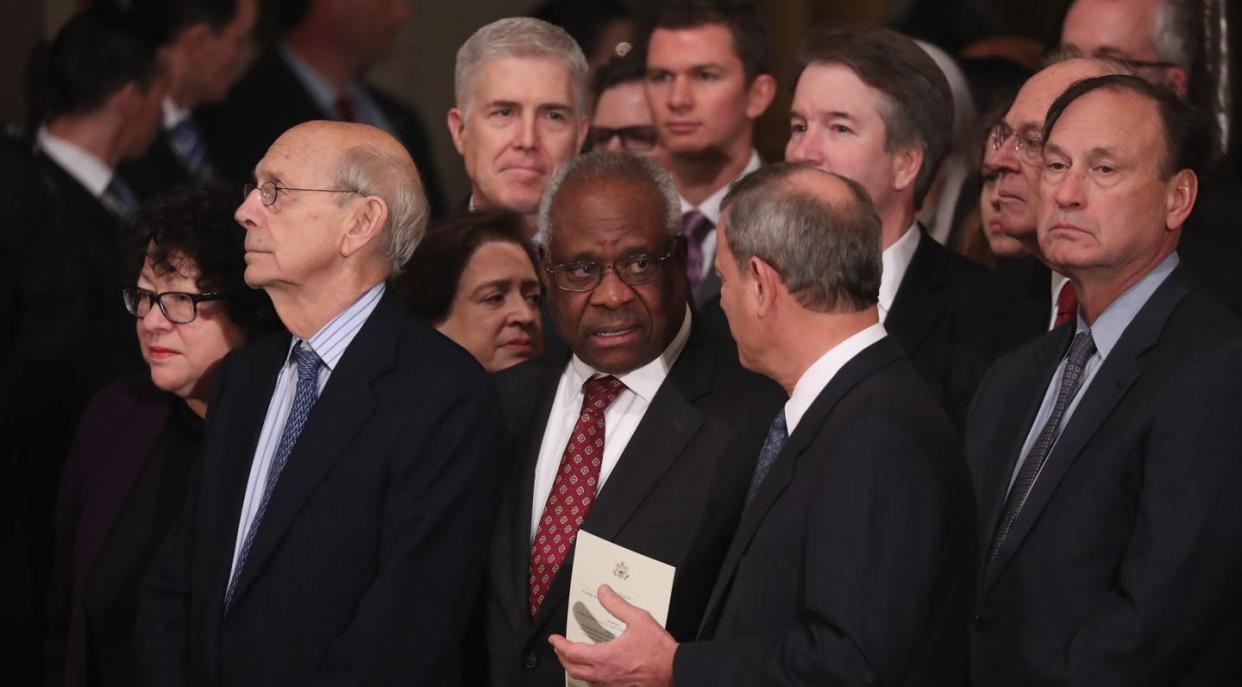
[454,17,589,117]
[333,144,428,275]
[538,151,681,246]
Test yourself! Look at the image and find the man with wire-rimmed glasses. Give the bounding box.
[474,150,782,687]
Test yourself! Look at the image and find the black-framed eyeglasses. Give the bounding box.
[544,245,677,292]
[123,287,226,324]
[586,125,659,153]
[243,180,359,207]
[988,122,1043,164]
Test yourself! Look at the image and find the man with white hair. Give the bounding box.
[477,150,782,687]
[138,121,505,685]
[448,17,589,236]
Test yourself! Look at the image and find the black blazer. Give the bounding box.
[199,51,445,216]
[480,316,783,687]
[966,266,1242,685]
[886,227,983,415]
[136,290,506,686]
[672,336,976,686]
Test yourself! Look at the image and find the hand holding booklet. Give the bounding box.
[564,531,676,687]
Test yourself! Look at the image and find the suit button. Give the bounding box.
[524,652,538,669]
[971,615,988,633]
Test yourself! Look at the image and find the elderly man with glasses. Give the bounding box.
[474,150,781,687]
[137,120,506,686]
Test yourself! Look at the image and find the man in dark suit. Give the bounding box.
[551,162,975,686]
[119,0,257,199]
[966,75,1242,684]
[137,121,504,685]
[479,150,782,686]
[784,25,982,414]
[200,0,444,215]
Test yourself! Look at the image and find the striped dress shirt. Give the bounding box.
[227,283,386,582]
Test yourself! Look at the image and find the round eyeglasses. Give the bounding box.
[243,180,359,207]
[988,122,1044,165]
[123,287,226,324]
[544,247,677,292]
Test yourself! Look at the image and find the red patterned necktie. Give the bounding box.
[1055,281,1079,328]
[528,375,625,616]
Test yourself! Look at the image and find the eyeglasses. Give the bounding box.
[123,287,226,324]
[243,180,359,207]
[989,122,1044,164]
[586,125,659,153]
[544,246,677,292]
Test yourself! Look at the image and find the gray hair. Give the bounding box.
[454,17,589,117]
[538,150,681,246]
[333,144,429,275]
[1152,0,1197,70]
[721,162,881,313]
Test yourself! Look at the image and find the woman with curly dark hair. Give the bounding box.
[45,185,281,687]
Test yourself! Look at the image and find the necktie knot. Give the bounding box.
[582,375,624,415]
[1065,330,1097,374]
[682,210,713,241]
[293,342,323,382]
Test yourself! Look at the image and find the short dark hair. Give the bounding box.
[129,0,240,45]
[121,185,281,340]
[722,162,882,313]
[591,49,648,106]
[647,0,770,81]
[395,211,540,325]
[46,7,161,119]
[796,25,954,209]
[1042,73,1208,178]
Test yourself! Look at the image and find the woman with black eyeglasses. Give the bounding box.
[45,186,280,687]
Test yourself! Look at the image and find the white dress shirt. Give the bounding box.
[162,96,191,130]
[529,306,694,540]
[783,323,889,433]
[679,150,762,284]
[36,127,112,198]
[877,221,921,324]
[229,283,386,581]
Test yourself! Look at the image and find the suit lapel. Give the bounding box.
[227,293,399,606]
[886,229,946,355]
[981,269,1193,594]
[528,320,715,634]
[698,338,901,638]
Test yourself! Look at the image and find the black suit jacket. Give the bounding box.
[886,227,983,415]
[199,51,444,216]
[1179,173,1242,318]
[966,266,1242,685]
[136,290,506,686]
[480,316,783,686]
[673,335,976,686]
[117,128,200,201]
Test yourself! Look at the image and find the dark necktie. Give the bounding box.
[1054,280,1079,328]
[168,117,214,183]
[528,375,625,616]
[100,175,138,217]
[335,94,358,123]
[225,342,323,612]
[682,210,714,296]
[746,409,788,505]
[988,330,1097,567]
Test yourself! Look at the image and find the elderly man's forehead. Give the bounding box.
[1008,59,1123,126]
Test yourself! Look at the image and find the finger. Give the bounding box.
[597,584,647,625]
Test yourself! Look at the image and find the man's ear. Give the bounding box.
[447,107,467,155]
[1164,168,1198,231]
[341,195,389,258]
[892,143,924,195]
[745,73,777,120]
[750,255,784,318]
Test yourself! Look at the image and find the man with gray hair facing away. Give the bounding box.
[477,150,782,686]
[448,17,589,236]
[138,121,505,686]
[550,162,975,687]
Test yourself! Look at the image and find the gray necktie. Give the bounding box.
[224,342,323,612]
[746,409,788,505]
[988,330,1097,566]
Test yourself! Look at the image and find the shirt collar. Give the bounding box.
[1075,252,1179,360]
[878,221,921,313]
[286,282,387,372]
[785,322,888,433]
[568,304,693,403]
[679,150,762,224]
[162,96,191,129]
[36,127,113,197]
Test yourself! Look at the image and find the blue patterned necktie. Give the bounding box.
[168,117,214,182]
[224,342,324,612]
[746,409,788,505]
[100,175,138,217]
[988,330,1097,566]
